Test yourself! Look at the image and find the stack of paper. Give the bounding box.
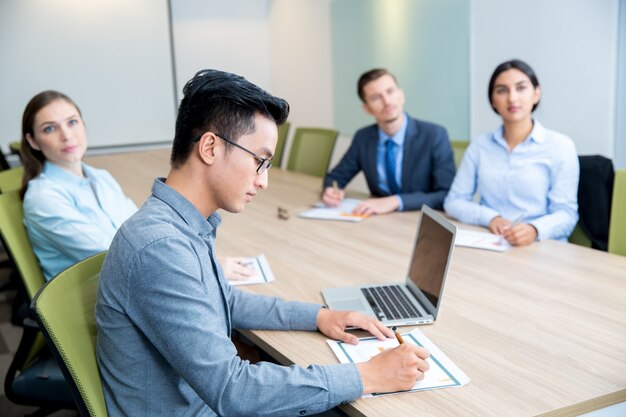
[298,198,368,222]
[228,254,276,286]
[327,328,470,397]
[454,229,511,252]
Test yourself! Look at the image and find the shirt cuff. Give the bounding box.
[290,303,325,331]
[396,195,404,211]
[321,363,363,406]
[479,208,501,227]
[528,220,547,241]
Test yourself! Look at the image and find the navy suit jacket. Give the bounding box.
[323,115,456,210]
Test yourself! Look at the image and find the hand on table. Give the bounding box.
[316,308,394,345]
[219,256,255,281]
[488,216,537,246]
[352,196,400,216]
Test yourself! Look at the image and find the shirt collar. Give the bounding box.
[378,112,408,146]
[150,178,221,237]
[42,161,89,185]
[492,119,546,146]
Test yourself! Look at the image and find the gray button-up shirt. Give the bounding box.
[96,178,362,416]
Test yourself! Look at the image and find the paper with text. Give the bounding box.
[228,254,276,286]
[454,229,510,252]
[298,198,368,222]
[327,328,469,397]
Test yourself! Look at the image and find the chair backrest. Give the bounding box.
[0,191,45,299]
[286,127,338,177]
[0,166,24,193]
[274,121,290,168]
[31,251,108,417]
[568,223,592,248]
[608,169,626,256]
[0,151,10,171]
[577,155,614,251]
[450,140,469,168]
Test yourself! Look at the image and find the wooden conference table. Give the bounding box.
[86,149,626,417]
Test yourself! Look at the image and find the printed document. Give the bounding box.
[327,328,470,397]
[299,198,368,222]
[454,229,511,252]
[228,254,276,286]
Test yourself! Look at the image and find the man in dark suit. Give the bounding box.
[322,68,456,214]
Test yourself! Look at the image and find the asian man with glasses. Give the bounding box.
[96,69,429,416]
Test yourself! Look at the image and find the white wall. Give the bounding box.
[269,0,334,131]
[171,0,333,130]
[616,0,626,169]
[471,0,619,159]
[0,0,176,151]
[170,0,272,97]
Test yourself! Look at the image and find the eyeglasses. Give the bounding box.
[193,133,273,175]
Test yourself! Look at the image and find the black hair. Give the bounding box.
[488,59,540,114]
[170,69,290,167]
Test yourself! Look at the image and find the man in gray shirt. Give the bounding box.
[96,69,429,416]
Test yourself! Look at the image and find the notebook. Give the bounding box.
[322,205,456,326]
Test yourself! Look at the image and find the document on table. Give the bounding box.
[454,229,511,252]
[327,328,470,397]
[298,198,368,222]
[228,254,276,286]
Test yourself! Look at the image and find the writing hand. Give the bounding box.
[356,342,430,394]
[322,186,345,207]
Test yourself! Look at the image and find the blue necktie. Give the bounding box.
[384,139,401,194]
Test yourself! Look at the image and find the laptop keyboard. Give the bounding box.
[361,286,422,321]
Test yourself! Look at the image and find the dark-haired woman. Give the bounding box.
[21,90,253,280]
[444,60,579,246]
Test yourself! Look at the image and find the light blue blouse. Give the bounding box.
[444,120,579,241]
[23,161,137,280]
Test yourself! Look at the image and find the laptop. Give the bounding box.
[322,205,456,326]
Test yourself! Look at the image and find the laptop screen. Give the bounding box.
[407,206,456,315]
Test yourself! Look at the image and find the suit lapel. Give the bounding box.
[364,127,381,193]
[401,117,419,187]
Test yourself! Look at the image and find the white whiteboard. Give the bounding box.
[0,0,176,152]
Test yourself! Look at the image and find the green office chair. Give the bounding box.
[450,140,469,168]
[286,127,339,177]
[0,151,10,171]
[568,223,592,248]
[0,166,24,193]
[274,121,290,168]
[31,251,108,417]
[608,170,626,256]
[0,191,74,411]
[10,140,22,158]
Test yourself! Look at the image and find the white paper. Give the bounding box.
[298,198,368,222]
[454,229,511,252]
[228,254,276,286]
[327,328,470,397]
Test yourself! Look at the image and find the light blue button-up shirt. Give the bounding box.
[376,113,408,210]
[444,121,579,241]
[96,178,362,417]
[22,161,137,280]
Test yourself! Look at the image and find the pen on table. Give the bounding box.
[392,326,404,345]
